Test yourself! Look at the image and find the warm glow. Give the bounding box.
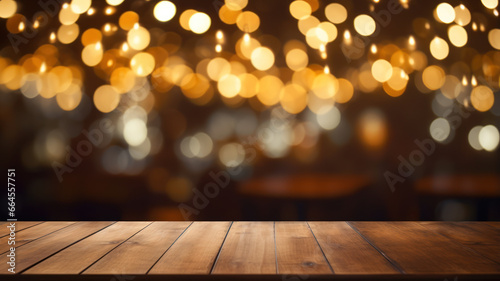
[189,12,211,34]
[429,37,449,60]
[325,3,347,24]
[251,47,275,71]
[354,14,376,36]
[154,1,176,22]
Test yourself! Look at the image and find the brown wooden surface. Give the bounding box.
[350,222,500,274]
[149,221,231,274]
[0,221,499,278]
[308,222,399,274]
[212,221,276,274]
[25,222,151,274]
[0,222,44,238]
[0,222,74,254]
[275,222,331,274]
[420,222,500,264]
[84,221,191,275]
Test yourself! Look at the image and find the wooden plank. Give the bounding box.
[350,222,500,274]
[275,222,331,274]
[0,221,114,273]
[421,222,500,264]
[212,222,276,274]
[24,222,151,274]
[308,222,398,274]
[0,222,74,254]
[149,221,230,274]
[0,222,45,238]
[84,221,191,275]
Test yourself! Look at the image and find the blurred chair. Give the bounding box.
[238,174,373,220]
[415,174,500,220]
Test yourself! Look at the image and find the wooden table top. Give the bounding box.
[1,221,499,280]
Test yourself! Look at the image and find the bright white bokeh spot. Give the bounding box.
[430,117,451,142]
[123,118,148,146]
[316,107,341,130]
[468,126,483,151]
[479,125,499,151]
[154,1,176,22]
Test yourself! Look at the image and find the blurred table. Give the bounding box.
[238,174,373,220]
[2,221,500,280]
[239,174,373,199]
[415,174,500,220]
[415,174,500,197]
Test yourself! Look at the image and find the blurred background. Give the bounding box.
[0,0,499,221]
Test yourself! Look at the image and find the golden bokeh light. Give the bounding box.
[81,42,103,66]
[189,12,211,34]
[481,0,498,9]
[57,23,79,44]
[127,25,150,50]
[354,14,376,36]
[471,85,494,112]
[110,67,136,93]
[436,2,455,23]
[238,73,259,98]
[290,1,312,20]
[81,28,102,46]
[488,29,500,50]
[298,15,319,35]
[312,73,339,99]
[59,4,79,25]
[371,59,393,83]
[219,5,241,25]
[207,57,231,81]
[130,52,155,77]
[454,4,471,26]
[106,0,124,6]
[448,25,467,47]
[119,11,139,30]
[286,48,309,71]
[422,65,445,90]
[280,83,308,114]
[70,0,91,14]
[429,37,449,60]
[154,1,176,22]
[0,0,17,19]
[218,74,241,98]
[325,3,347,24]
[335,78,354,103]
[251,47,275,71]
[57,83,82,111]
[236,11,260,33]
[94,85,120,113]
[257,75,283,106]
[226,0,248,11]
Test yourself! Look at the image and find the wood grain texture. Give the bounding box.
[84,221,191,275]
[275,222,332,274]
[0,222,74,254]
[421,222,500,264]
[350,222,500,274]
[149,222,230,274]
[25,222,150,274]
[308,222,398,274]
[0,222,45,238]
[212,222,276,274]
[0,221,114,273]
